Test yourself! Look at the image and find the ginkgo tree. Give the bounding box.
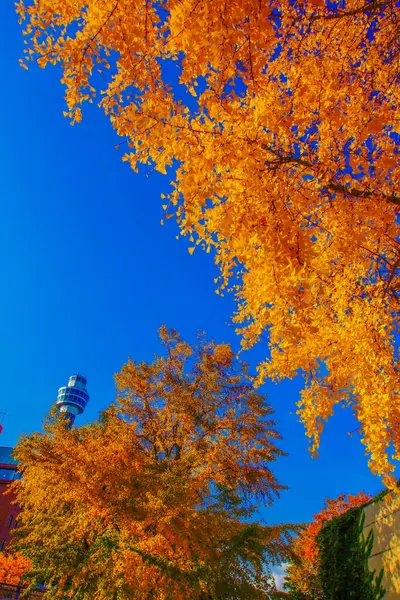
[12,327,298,600]
[16,0,400,486]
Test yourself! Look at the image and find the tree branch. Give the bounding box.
[311,0,392,21]
[261,144,400,205]
[83,1,120,58]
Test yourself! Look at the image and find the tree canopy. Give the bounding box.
[284,491,371,598]
[16,0,400,486]
[0,551,30,586]
[12,328,297,599]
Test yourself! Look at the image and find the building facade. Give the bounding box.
[364,490,400,598]
[0,448,20,551]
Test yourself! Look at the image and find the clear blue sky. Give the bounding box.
[0,2,389,526]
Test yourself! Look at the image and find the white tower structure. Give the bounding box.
[56,374,89,426]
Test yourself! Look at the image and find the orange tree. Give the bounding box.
[284,491,371,598]
[0,551,30,586]
[16,0,400,486]
[12,327,298,600]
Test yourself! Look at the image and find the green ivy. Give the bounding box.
[316,506,385,600]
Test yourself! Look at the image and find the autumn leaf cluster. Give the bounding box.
[15,0,400,485]
[0,550,30,586]
[12,328,298,599]
[284,491,371,598]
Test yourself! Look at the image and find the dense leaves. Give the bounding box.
[0,551,30,585]
[284,492,371,598]
[12,328,297,599]
[16,0,400,486]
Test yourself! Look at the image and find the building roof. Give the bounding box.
[0,447,17,467]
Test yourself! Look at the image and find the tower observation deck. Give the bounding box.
[56,374,89,426]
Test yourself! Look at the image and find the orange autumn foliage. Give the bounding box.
[16,0,400,486]
[284,491,371,597]
[12,328,298,600]
[0,551,30,585]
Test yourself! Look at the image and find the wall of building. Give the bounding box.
[0,484,19,551]
[0,448,21,552]
[363,491,400,599]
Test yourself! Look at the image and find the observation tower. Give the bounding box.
[56,374,89,427]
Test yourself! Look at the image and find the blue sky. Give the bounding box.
[0,2,390,527]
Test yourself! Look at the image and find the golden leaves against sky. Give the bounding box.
[12,328,297,599]
[16,0,400,485]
